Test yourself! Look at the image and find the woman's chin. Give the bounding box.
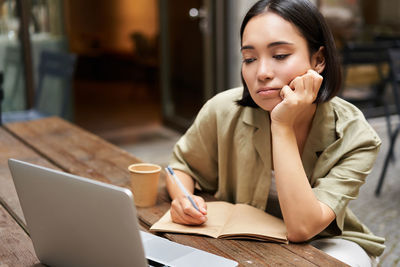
[255,99,283,112]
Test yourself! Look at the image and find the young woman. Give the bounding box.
[166,0,385,265]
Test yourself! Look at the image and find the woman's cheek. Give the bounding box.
[242,65,255,88]
[276,60,312,85]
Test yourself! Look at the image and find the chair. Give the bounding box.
[2,50,76,123]
[375,48,400,196]
[340,42,390,110]
[341,41,397,164]
[374,35,400,49]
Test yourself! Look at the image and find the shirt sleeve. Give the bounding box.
[312,119,381,235]
[168,99,219,193]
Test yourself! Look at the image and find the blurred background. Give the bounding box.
[1,0,399,136]
[0,0,399,265]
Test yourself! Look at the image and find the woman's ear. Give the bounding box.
[312,46,326,74]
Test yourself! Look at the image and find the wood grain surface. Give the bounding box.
[0,204,40,266]
[1,117,348,266]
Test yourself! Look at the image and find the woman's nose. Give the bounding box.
[257,59,273,81]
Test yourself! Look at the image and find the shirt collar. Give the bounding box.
[242,105,267,129]
[241,101,337,180]
[242,101,336,148]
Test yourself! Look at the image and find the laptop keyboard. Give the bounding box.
[147,258,169,267]
[140,231,238,267]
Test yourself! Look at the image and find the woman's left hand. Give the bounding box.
[271,69,323,127]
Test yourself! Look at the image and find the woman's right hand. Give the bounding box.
[170,195,208,225]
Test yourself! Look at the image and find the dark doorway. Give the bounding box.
[65,0,161,140]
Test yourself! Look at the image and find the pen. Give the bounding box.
[165,166,200,211]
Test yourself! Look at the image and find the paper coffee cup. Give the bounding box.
[128,163,161,207]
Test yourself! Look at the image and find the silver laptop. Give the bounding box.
[8,159,238,267]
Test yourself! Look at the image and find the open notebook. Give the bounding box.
[151,201,288,243]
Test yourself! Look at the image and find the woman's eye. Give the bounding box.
[243,58,256,64]
[273,54,290,60]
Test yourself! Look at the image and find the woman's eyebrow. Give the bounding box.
[241,41,294,51]
[240,45,254,51]
[267,41,294,48]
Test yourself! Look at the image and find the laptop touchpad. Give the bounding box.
[142,235,194,263]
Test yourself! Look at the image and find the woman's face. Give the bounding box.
[241,12,319,111]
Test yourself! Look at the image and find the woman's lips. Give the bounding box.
[256,87,281,97]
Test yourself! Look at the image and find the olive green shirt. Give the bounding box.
[170,87,385,256]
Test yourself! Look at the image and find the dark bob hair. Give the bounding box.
[237,0,342,107]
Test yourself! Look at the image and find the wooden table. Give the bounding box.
[0,117,347,266]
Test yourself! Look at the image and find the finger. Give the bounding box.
[289,76,305,93]
[280,85,294,100]
[170,207,188,224]
[178,210,207,225]
[289,76,301,90]
[180,197,207,220]
[171,199,206,225]
[171,210,203,225]
[303,73,314,93]
[302,75,319,103]
[307,70,323,94]
[170,200,188,224]
[194,196,207,215]
[172,208,205,225]
[313,75,323,95]
[307,69,319,76]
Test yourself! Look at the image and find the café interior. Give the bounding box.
[0,0,399,265]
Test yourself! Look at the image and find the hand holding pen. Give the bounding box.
[165,166,207,225]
